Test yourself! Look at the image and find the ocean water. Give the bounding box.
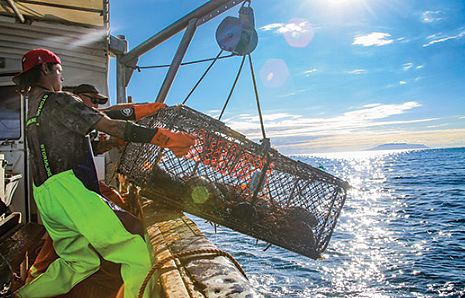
[189,147,465,298]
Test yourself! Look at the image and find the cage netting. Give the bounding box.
[118,105,349,259]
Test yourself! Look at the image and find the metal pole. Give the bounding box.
[116,35,128,104]
[6,0,25,23]
[119,0,244,67]
[156,19,197,103]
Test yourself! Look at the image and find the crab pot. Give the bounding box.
[118,106,349,260]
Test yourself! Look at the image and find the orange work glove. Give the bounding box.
[116,138,127,146]
[133,103,167,121]
[150,127,197,158]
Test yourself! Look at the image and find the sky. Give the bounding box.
[108,0,465,154]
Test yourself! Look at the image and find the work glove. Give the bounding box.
[133,103,167,121]
[116,138,127,147]
[150,127,197,158]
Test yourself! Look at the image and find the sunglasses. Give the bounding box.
[82,93,108,105]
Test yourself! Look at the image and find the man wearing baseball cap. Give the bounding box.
[73,83,168,122]
[73,83,109,107]
[12,49,196,298]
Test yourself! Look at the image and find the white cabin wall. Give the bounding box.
[0,15,109,95]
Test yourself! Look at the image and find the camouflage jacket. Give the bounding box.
[26,90,104,186]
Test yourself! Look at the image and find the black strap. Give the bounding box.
[26,93,53,178]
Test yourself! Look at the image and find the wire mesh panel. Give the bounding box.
[118,106,349,259]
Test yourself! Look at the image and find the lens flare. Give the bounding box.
[260,58,289,88]
[283,18,314,48]
[191,186,209,204]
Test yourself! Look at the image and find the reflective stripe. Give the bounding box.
[26,117,38,127]
[40,144,53,177]
[36,94,48,116]
[26,94,48,127]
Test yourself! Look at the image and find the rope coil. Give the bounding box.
[138,248,247,298]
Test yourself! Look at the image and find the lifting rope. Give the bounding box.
[182,50,224,105]
[247,54,267,140]
[138,248,247,298]
[219,55,246,120]
[180,52,267,141]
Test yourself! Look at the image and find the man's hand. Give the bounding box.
[150,127,197,158]
[94,117,195,157]
[133,103,167,120]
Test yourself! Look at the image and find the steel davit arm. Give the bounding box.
[119,0,245,67]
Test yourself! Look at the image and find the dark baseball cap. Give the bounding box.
[73,84,108,104]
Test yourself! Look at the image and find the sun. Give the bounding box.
[326,0,362,6]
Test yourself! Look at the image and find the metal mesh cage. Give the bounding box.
[118,106,349,259]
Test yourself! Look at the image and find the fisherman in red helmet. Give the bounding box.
[12,48,196,298]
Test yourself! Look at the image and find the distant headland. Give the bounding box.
[367,143,429,151]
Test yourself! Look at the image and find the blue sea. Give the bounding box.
[189,147,465,298]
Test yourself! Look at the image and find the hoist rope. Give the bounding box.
[182,50,224,105]
[178,51,268,142]
[247,54,267,140]
[218,55,247,121]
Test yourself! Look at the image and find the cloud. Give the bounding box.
[342,102,420,120]
[279,128,465,154]
[427,124,448,128]
[353,32,393,46]
[225,101,425,141]
[260,20,311,34]
[345,69,367,74]
[260,19,315,48]
[363,103,381,108]
[305,69,318,75]
[422,10,442,23]
[403,63,413,71]
[263,113,302,121]
[220,103,463,153]
[260,23,284,31]
[423,30,465,47]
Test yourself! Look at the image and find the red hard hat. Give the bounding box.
[12,49,61,84]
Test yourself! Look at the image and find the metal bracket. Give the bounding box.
[109,35,128,57]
